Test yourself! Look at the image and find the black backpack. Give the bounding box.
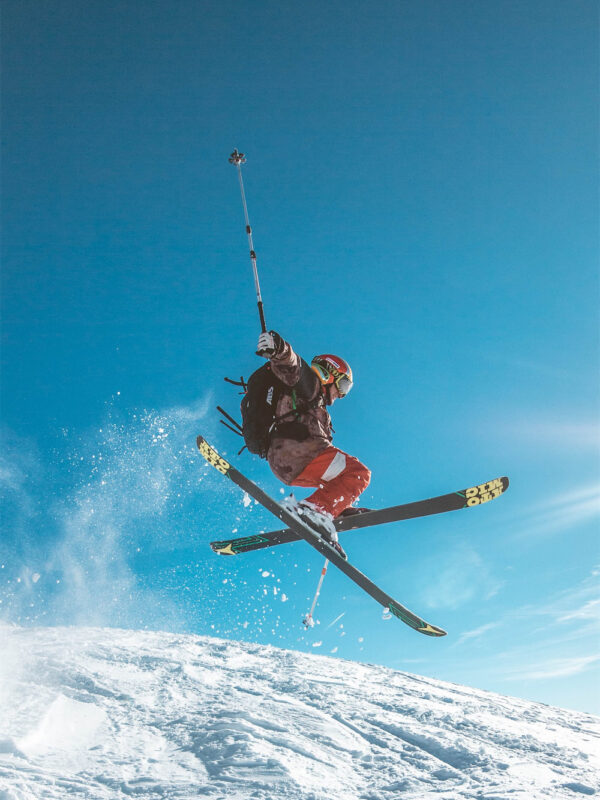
[219,360,320,458]
[240,363,283,458]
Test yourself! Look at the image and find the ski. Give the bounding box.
[210,476,510,555]
[197,434,447,637]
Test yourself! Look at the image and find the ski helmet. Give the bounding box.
[311,354,353,397]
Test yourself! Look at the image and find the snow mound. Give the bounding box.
[0,625,598,799]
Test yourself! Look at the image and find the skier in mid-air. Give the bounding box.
[197,151,505,635]
[256,330,370,559]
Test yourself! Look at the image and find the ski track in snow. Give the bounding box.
[0,626,598,800]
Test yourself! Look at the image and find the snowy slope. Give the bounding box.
[0,626,598,800]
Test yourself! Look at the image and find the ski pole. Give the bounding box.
[303,559,329,629]
[228,149,267,335]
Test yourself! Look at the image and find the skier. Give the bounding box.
[256,330,371,559]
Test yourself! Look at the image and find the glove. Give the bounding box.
[257,330,284,358]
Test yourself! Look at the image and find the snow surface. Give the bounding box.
[1,626,598,800]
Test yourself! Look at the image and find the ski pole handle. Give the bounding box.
[257,299,267,334]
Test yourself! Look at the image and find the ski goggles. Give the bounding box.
[335,373,353,397]
[312,362,353,397]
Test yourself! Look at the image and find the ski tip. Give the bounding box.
[462,476,509,508]
[388,602,447,637]
[210,542,237,556]
[196,435,232,476]
[418,623,447,637]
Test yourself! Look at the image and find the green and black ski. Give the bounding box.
[197,434,447,637]
[210,477,509,555]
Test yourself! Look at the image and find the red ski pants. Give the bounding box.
[291,447,371,518]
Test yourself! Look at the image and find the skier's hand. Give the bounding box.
[257,330,284,358]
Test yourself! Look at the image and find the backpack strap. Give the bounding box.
[217,405,243,433]
[271,389,323,426]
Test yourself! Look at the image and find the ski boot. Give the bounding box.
[282,498,347,560]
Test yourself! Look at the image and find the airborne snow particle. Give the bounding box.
[32,573,41,583]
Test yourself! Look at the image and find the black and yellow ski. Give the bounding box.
[197,434,447,637]
[210,476,509,555]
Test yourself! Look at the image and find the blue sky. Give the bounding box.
[1,0,598,714]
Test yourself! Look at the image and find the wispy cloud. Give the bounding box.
[512,483,600,539]
[480,570,600,688]
[501,356,572,380]
[519,570,600,632]
[558,598,600,623]
[455,622,500,646]
[421,546,504,610]
[506,654,600,682]
[498,417,600,451]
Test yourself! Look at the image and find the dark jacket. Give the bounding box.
[267,338,333,484]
